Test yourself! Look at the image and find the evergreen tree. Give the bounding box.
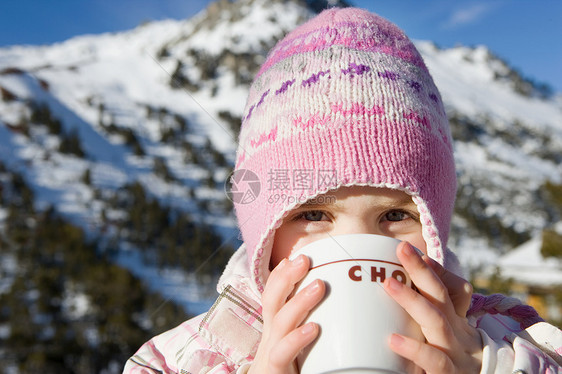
[59,128,86,157]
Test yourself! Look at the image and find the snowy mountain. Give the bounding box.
[415,42,562,267]
[1,0,561,309]
[0,0,561,371]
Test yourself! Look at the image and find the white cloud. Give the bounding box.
[442,2,498,29]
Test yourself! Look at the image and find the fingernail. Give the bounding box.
[305,280,321,296]
[390,333,405,347]
[386,277,403,292]
[301,322,316,335]
[292,254,305,267]
[401,242,413,256]
[403,242,425,258]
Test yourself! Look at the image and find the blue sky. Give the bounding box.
[1,0,560,93]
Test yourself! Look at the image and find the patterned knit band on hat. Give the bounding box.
[232,7,460,294]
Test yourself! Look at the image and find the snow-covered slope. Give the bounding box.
[0,0,561,307]
[414,41,562,267]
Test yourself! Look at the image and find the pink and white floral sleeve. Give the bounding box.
[475,313,562,374]
[123,285,263,374]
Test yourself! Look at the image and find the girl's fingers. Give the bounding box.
[252,256,323,374]
[274,279,325,331]
[396,242,458,320]
[261,255,310,320]
[389,333,455,374]
[384,276,455,350]
[263,255,326,342]
[424,256,473,317]
[268,322,320,372]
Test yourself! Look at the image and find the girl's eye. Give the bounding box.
[384,210,408,222]
[297,210,327,222]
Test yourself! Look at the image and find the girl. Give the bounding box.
[125,7,562,373]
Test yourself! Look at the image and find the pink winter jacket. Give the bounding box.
[123,245,562,373]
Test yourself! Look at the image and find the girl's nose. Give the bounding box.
[333,218,382,237]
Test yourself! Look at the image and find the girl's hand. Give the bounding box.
[384,242,483,373]
[248,255,326,374]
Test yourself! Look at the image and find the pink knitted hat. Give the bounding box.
[231,7,460,293]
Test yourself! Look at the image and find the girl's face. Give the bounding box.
[270,186,426,268]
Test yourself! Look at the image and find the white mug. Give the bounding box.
[290,234,423,374]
